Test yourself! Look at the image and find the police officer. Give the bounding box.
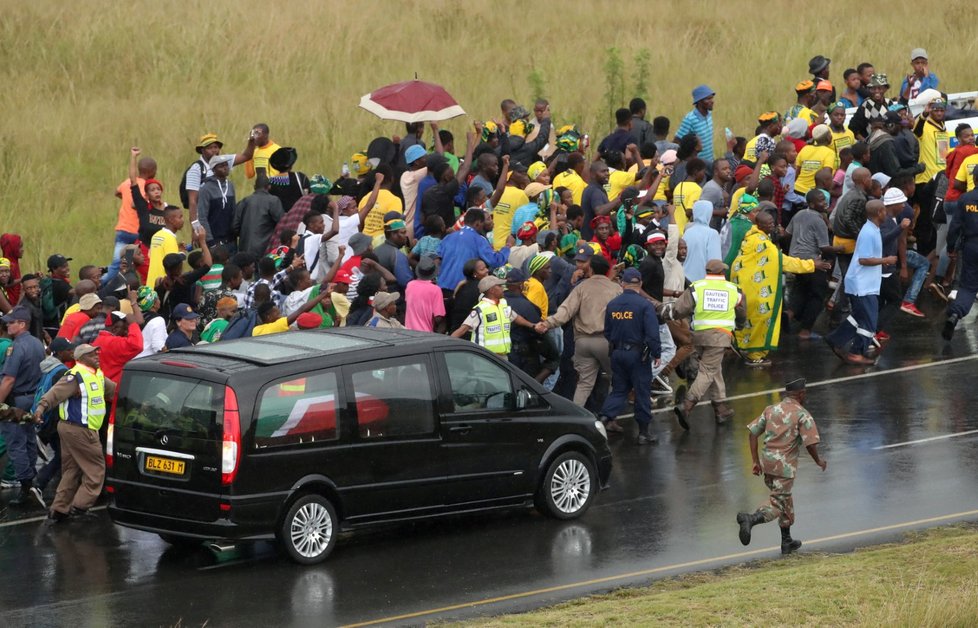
[598,268,661,444]
[33,344,117,521]
[660,259,745,428]
[942,169,978,340]
[0,305,47,507]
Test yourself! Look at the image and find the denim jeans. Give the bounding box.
[827,294,878,356]
[102,230,139,285]
[903,249,930,303]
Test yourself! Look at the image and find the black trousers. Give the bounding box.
[789,270,829,331]
[878,273,903,332]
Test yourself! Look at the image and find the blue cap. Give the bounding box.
[622,268,642,284]
[573,244,594,262]
[172,303,200,321]
[506,268,527,283]
[1,304,31,324]
[692,84,715,104]
[404,144,427,165]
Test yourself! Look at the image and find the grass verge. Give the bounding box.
[448,524,978,626]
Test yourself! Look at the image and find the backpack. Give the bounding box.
[179,160,207,209]
[220,309,258,340]
[38,276,60,324]
[32,363,69,444]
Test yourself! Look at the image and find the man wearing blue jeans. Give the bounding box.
[826,201,896,365]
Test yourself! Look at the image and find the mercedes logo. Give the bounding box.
[161,434,169,445]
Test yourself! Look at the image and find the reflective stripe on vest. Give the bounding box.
[475,299,512,354]
[59,365,107,431]
[691,278,738,331]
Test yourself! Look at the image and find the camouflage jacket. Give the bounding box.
[747,397,820,478]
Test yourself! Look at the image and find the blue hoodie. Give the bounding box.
[682,200,722,282]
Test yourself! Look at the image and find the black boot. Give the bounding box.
[736,511,765,546]
[781,525,802,554]
[942,313,959,341]
[8,479,44,508]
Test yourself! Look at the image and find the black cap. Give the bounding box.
[785,377,806,392]
[883,111,903,125]
[48,337,76,354]
[47,254,72,270]
[162,253,186,270]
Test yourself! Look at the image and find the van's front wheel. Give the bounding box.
[278,494,338,565]
[535,451,596,519]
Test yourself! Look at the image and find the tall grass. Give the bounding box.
[1,0,976,271]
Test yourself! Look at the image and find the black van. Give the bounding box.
[107,328,612,564]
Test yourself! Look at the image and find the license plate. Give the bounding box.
[145,455,185,476]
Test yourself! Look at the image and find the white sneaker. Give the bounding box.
[0,479,21,490]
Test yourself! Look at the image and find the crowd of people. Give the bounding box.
[1,49,977,532]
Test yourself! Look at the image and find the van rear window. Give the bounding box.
[117,374,223,440]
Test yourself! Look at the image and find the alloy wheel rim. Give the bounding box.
[550,459,591,514]
[290,502,333,558]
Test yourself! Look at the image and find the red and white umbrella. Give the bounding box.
[359,80,466,123]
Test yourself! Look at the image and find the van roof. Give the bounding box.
[163,328,449,367]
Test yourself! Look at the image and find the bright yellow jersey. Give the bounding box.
[955,154,978,192]
[672,181,701,234]
[608,170,637,200]
[916,120,950,184]
[147,228,179,289]
[359,189,404,237]
[794,145,835,194]
[829,128,856,169]
[552,170,586,205]
[492,186,529,250]
[245,142,282,179]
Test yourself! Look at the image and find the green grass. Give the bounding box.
[448,525,978,626]
[2,1,976,272]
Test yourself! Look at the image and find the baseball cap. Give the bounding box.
[910,48,928,61]
[523,182,548,199]
[574,243,594,262]
[372,291,400,310]
[404,144,427,165]
[883,188,908,205]
[415,256,437,279]
[172,304,200,320]
[295,312,323,329]
[47,254,72,270]
[78,293,102,310]
[816,80,833,92]
[646,231,667,244]
[162,253,186,270]
[705,259,728,275]
[208,154,233,170]
[1,305,31,324]
[48,337,75,354]
[73,344,100,361]
[195,133,223,153]
[333,269,353,284]
[622,268,642,284]
[348,233,372,255]
[478,276,507,293]
[505,268,528,283]
[105,311,127,327]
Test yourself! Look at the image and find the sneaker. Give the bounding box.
[651,375,673,396]
[29,486,46,510]
[744,358,772,367]
[928,283,948,302]
[0,479,20,490]
[900,302,925,318]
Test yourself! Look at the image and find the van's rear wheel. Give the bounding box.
[158,533,201,548]
[277,494,338,565]
[535,451,596,520]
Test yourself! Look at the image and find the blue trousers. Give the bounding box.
[102,230,139,285]
[599,349,653,429]
[948,240,978,319]
[827,294,878,356]
[0,395,38,482]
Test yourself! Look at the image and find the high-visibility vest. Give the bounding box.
[691,277,739,332]
[474,298,512,355]
[59,365,107,431]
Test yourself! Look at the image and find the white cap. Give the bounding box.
[910,48,928,61]
[872,172,892,188]
[883,188,908,205]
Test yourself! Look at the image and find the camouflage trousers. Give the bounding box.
[757,474,794,527]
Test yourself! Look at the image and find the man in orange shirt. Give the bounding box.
[108,153,156,284]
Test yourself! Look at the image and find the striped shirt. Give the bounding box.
[676,108,714,162]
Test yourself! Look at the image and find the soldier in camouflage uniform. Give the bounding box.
[737,378,827,554]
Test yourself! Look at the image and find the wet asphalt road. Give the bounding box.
[2,302,978,627]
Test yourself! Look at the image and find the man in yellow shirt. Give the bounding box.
[785,81,818,126]
[252,290,331,336]
[743,112,782,164]
[954,152,978,194]
[146,206,185,288]
[525,252,553,318]
[358,166,403,240]
[245,123,281,179]
[492,164,530,249]
[552,153,587,204]
[607,144,643,199]
[672,158,707,234]
[827,102,855,169]
[794,125,835,195]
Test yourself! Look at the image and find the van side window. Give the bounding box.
[350,359,435,439]
[443,351,514,412]
[254,371,340,448]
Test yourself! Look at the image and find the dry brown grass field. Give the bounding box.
[2,0,976,270]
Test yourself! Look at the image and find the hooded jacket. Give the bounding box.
[682,201,721,282]
[868,130,925,180]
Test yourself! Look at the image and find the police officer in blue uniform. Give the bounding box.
[943,170,978,340]
[598,268,661,444]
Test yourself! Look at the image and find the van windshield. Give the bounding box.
[117,373,223,440]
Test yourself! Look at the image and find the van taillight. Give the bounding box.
[222,386,241,485]
[106,404,116,469]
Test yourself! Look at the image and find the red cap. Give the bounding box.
[296,312,323,329]
[333,269,352,284]
[734,165,753,183]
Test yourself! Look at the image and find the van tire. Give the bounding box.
[158,533,201,548]
[277,494,338,565]
[535,451,596,520]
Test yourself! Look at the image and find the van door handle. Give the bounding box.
[448,424,472,433]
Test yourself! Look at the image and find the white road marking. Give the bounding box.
[0,505,107,527]
[873,429,978,450]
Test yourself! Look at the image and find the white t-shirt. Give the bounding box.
[323,214,362,265]
[136,316,168,358]
[282,285,315,317]
[302,233,326,282]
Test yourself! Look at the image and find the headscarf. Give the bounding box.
[492,264,514,279]
[309,174,333,195]
[527,252,555,276]
[558,233,579,257]
[0,258,9,269]
[516,221,538,241]
[136,285,158,312]
[556,125,582,153]
[737,194,759,215]
[528,161,547,181]
[144,178,164,192]
[0,234,23,303]
[621,244,646,268]
[481,121,500,144]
